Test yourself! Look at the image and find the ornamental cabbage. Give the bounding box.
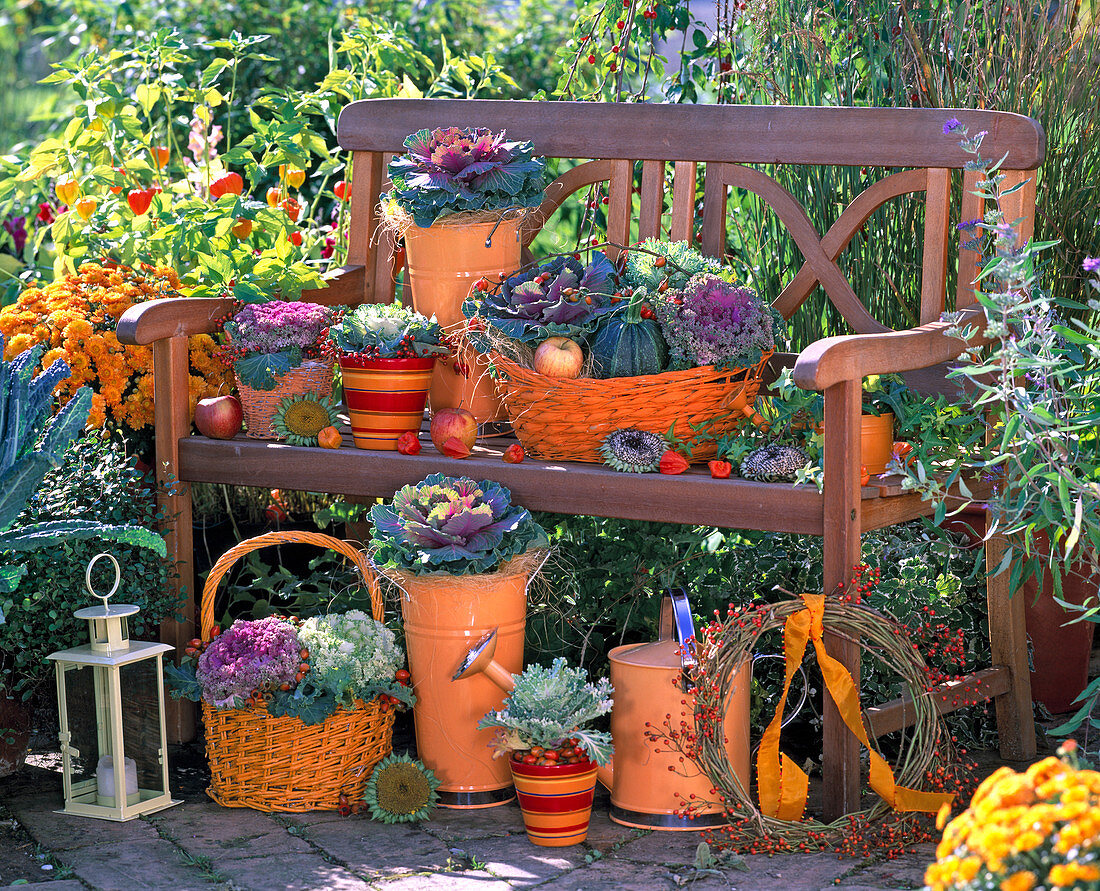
[194,617,301,708]
[370,473,547,575]
[385,127,547,229]
[624,239,725,293]
[655,273,780,370]
[298,610,404,707]
[463,253,621,345]
[328,302,450,359]
[221,301,339,390]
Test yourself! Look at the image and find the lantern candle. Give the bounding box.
[96,755,138,806]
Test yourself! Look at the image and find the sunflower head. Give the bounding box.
[272,394,340,446]
[364,753,441,824]
[599,427,666,473]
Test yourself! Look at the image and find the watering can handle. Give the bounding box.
[658,588,697,677]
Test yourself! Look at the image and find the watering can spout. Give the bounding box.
[453,628,517,692]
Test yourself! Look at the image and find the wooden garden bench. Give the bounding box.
[119,99,1044,820]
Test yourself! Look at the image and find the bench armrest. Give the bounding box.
[791,305,990,391]
[117,265,367,345]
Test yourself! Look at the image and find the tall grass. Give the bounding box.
[715,0,1100,347]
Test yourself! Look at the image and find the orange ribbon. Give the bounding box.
[756,592,954,821]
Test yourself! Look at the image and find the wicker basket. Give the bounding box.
[235,361,334,440]
[199,531,395,812]
[490,351,773,462]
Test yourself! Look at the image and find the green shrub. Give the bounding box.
[1,434,176,700]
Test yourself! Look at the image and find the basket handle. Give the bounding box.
[200,531,382,642]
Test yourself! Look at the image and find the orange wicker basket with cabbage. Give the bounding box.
[172,531,404,812]
[461,243,777,462]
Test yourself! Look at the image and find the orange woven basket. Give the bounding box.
[490,351,773,462]
[235,361,334,440]
[199,531,395,812]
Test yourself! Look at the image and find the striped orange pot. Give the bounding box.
[338,354,435,450]
[509,756,598,847]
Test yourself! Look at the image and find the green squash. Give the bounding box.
[589,297,668,378]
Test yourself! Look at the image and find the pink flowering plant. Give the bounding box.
[220,300,340,390]
[653,273,780,370]
[192,617,301,708]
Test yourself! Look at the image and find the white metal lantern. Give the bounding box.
[46,553,180,821]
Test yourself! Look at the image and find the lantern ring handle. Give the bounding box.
[85,553,122,605]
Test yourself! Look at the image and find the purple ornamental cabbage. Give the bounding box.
[466,253,620,344]
[195,617,302,708]
[386,127,547,228]
[656,273,778,369]
[370,473,547,575]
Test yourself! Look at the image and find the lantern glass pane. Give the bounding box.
[119,660,164,794]
[62,665,99,787]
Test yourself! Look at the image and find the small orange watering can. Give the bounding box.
[454,589,751,830]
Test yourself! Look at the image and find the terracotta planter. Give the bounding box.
[403,217,522,422]
[0,689,31,778]
[509,756,598,847]
[860,412,895,474]
[1021,531,1099,714]
[235,361,334,440]
[398,564,528,807]
[338,355,435,450]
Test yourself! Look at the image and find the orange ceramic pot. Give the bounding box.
[399,565,528,807]
[510,756,598,847]
[860,412,895,475]
[403,217,522,422]
[338,355,434,450]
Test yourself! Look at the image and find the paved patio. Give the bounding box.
[0,735,1037,891]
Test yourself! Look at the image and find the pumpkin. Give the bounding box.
[588,296,668,378]
[317,425,342,449]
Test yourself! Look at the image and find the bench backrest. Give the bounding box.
[336,100,1044,335]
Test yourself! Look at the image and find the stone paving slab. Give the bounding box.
[213,850,377,890]
[0,883,85,891]
[51,838,213,891]
[299,818,455,878]
[369,871,511,890]
[6,793,162,852]
[148,800,314,861]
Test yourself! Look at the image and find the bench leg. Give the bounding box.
[821,380,863,819]
[154,335,197,744]
[986,528,1036,760]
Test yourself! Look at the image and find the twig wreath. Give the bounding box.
[668,582,957,851]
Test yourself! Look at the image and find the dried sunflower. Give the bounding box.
[364,753,440,824]
[599,427,666,473]
[271,394,340,446]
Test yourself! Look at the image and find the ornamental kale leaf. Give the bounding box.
[385,127,547,229]
[370,473,547,575]
[463,253,621,345]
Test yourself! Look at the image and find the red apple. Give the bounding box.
[533,337,584,379]
[430,407,477,456]
[194,395,243,439]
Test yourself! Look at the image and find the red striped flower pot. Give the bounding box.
[509,756,598,847]
[338,354,435,450]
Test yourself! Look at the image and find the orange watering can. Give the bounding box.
[453,589,751,830]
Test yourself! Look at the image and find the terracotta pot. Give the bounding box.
[0,689,31,778]
[338,355,435,450]
[1021,531,1099,714]
[399,565,528,807]
[509,756,598,847]
[403,218,522,422]
[860,412,895,475]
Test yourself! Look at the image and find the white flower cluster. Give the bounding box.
[299,610,403,701]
